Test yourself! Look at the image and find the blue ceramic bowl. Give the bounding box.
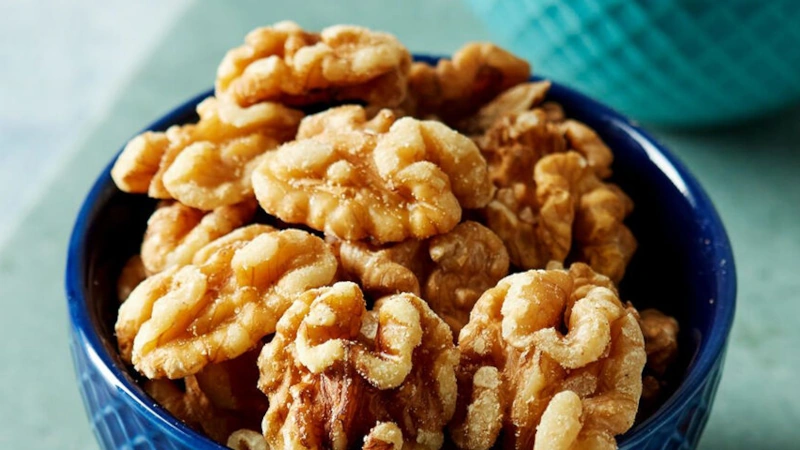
[66,55,736,450]
[466,0,800,127]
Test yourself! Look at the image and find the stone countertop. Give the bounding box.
[1,0,798,448]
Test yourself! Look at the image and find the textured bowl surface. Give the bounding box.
[467,0,800,126]
[66,56,736,450]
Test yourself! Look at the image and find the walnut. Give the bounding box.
[143,379,194,424]
[540,101,565,123]
[228,429,268,450]
[638,309,679,377]
[111,96,302,209]
[216,21,411,108]
[257,282,458,450]
[561,119,614,179]
[476,109,568,188]
[115,224,337,378]
[459,81,552,134]
[334,238,426,299]
[111,131,170,193]
[297,105,398,140]
[117,255,148,302]
[183,375,256,443]
[573,176,636,283]
[194,349,268,421]
[143,378,247,444]
[450,263,646,449]
[483,152,588,270]
[334,221,509,335]
[363,422,404,449]
[635,308,679,420]
[425,222,510,335]
[252,114,492,243]
[405,43,530,123]
[140,200,256,274]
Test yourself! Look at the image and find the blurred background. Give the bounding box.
[1,0,798,448]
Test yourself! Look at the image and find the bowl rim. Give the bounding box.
[65,55,737,449]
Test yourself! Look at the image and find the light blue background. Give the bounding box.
[1,1,798,448]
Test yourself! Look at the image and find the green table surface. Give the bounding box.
[1,1,798,448]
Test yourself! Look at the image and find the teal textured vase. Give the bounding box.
[466,0,800,126]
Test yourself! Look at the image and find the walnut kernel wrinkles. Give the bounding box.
[424,222,510,335]
[450,264,645,450]
[561,119,614,179]
[144,378,248,444]
[483,151,589,270]
[257,282,458,450]
[459,81,552,135]
[140,200,256,274]
[216,21,411,108]
[636,308,679,414]
[110,96,302,206]
[334,238,427,299]
[405,42,530,123]
[117,255,148,303]
[252,116,492,243]
[227,429,269,450]
[476,108,568,189]
[573,174,637,283]
[638,309,679,377]
[184,375,257,443]
[334,221,509,335]
[116,224,337,379]
[143,379,196,426]
[363,422,404,449]
[194,348,268,420]
[296,104,398,140]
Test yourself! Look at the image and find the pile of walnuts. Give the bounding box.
[111,22,679,450]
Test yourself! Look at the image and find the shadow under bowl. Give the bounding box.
[66,55,736,450]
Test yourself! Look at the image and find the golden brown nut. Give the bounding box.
[477,108,568,188]
[573,176,637,283]
[405,43,530,123]
[459,81,552,134]
[143,379,195,425]
[216,21,411,108]
[111,131,170,193]
[143,372,263,444]
[335,238,427,298]
[194,349,268,420]
[117,255,148,303]
[561,119,614,179]
[483,152,588,270]
[636,308,680,419]
[140,200,256,274]
[228,429,268,450]
[252,115,492,243]
[363,422,404,449]
[450,263,646,450]
[111,96,302,208]
[638,309,679,377]
[334,221,509,335]
[183,375,255,443]
[424,221,510,335]
[257,282,458,450]
[296,105,398,140]
[115,224,337,378]
[540,101,566,123]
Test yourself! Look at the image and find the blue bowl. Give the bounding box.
[466,0,800,127]
[66,55,736,450]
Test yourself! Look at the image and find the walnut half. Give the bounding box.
[257,282,458,450]
[451,263,645,449]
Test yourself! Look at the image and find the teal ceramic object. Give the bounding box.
[466,0,800,126]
